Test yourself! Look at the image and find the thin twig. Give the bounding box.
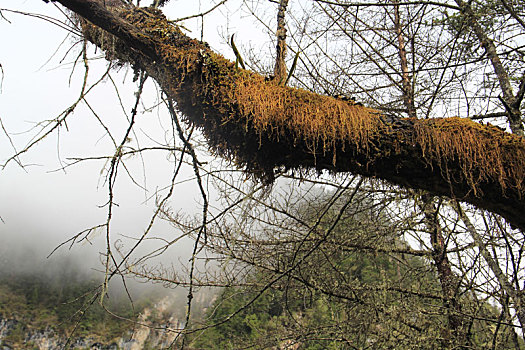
[165,98,209,348]
[173,0,229,22]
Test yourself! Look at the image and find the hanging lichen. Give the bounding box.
[80,6,525,199]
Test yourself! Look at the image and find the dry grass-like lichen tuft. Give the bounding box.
[234,75,381,151]
[414,117,525,196]
[81,6,525,200]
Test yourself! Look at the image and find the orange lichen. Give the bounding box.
[234,75,381,152]
[81,6,525,200]
[414,117,525,196]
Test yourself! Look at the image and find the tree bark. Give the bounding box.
[273,0,289,83]
[420,196,467,346]
[392,0,416,118]
[454,0,524,136]
[51,0,525,231]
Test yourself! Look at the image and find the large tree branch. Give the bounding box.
[52,0,525,231]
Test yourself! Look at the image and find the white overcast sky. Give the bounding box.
[0,0,274,269]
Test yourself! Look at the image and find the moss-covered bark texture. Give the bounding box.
[57,0,525,231]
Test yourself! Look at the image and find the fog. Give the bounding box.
[0,3,279,305]
[0,2,211,282]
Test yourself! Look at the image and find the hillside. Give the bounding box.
[0,253,211,350]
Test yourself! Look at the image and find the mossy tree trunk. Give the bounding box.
[49,0,525,232]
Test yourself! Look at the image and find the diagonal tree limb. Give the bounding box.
[49,0,525,231]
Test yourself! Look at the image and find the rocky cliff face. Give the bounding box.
[0,296,187,350]
[118,296,186,350]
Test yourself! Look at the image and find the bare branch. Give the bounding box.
[172,0,228,22]
[312,0,460,11]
